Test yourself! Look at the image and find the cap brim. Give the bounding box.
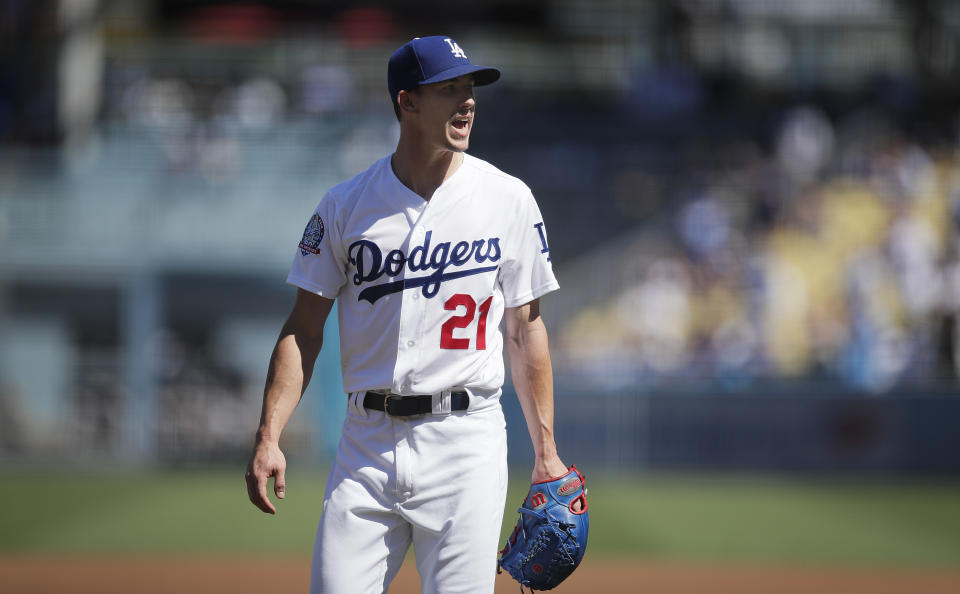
[419,65,501,87]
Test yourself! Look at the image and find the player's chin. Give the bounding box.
[445,135,470,153]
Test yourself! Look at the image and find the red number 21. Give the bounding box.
[441,294,493,350]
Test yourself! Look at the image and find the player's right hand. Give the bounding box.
[245,440,287,515]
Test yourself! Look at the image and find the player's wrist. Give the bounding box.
[532,451,567,481]
[531,437,559,458]
[255,427,281,446]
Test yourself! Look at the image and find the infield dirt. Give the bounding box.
[1,557,959,594]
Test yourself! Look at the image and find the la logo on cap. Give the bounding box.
[444,38,467,59]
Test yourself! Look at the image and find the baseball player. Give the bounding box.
[244,35,569,593]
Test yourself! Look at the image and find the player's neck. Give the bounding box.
[391,143,464,201]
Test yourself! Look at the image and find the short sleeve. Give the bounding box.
[286,193,348,298]
[499,191,559,307]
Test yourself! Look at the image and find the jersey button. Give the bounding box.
[407,340,415,347]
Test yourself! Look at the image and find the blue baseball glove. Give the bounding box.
[497,466,589,591]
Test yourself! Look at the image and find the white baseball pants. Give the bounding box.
[310,392,509,594]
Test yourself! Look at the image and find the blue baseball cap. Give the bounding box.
[388,35,501,102]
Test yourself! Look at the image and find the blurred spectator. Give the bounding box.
[776,106,835,184]
[677,191,731,259]
[618,257,693,375]
[121,76,195,130]
[221,77,287,130]
[300,65,354,115]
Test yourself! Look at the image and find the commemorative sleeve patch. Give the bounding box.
[299,214,325,256]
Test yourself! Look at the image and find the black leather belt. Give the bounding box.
[362,391,469,416]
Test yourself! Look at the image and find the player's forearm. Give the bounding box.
[507,313,559,459]
[256,327,323,444]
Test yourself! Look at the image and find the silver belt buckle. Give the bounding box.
[431,389,452,415]
[384,394,402,416]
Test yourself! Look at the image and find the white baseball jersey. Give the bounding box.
[287,153,557,401]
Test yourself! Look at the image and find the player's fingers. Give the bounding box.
[274,467,286,500]
[571,493,586,513]
[245,466,276,514]
[244,467,257,503]
[256,474,277,514]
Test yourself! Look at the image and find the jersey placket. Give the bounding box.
[393,201,431,394]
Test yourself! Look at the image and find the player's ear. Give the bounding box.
[398,89,418,115]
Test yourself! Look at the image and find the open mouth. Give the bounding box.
[451,116,470,134]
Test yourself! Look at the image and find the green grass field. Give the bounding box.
[1,468,958,567]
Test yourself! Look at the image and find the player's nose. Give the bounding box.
[458,96,475,116]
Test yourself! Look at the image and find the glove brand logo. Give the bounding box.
[557,477,582,496]
[348,231,501,303]
[532,563,543,574]
[529,491,547,509]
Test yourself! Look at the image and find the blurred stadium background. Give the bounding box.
[1,0,960,592]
